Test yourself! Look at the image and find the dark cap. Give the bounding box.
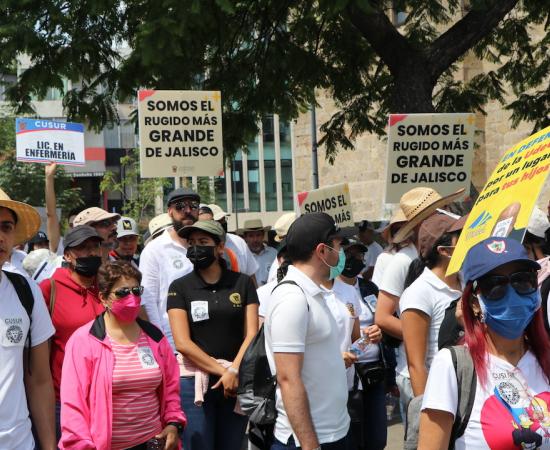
[462,237,540,284]
[167,188,200,206]
[64,225,103,250]
[29,231,48,244]
[448,214,468,233]
[358,220,375,232]
[417,214,457,259]
[286,213,344,259]
[178,220,225,242]
[343,238,368,253]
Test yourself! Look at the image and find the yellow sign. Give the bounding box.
[138,90,224,178]
[447,126,550,275]
[297,183,354,227]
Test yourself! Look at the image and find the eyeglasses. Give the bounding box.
[173,201,199,211]
[475,271,538,300]
[111,286,144,298]
[0,221,15,234]
[94,219,116,228]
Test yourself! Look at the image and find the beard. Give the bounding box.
[172,218,185,233]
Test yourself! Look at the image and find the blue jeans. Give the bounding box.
[180,376,248,450]
[348,383,387,450]
[271,434,350,449]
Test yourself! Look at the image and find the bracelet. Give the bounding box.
[227,367,238,375]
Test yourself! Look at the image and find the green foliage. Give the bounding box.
[100,148,171,223]
[0,0,549,162]
[0,118,84,212]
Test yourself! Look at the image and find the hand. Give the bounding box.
[155,424,179,450]
[45,162,57,178]
[364,325,382,344]
[212,368,238,398]
[455,299,464,326]
[342,351,358,368]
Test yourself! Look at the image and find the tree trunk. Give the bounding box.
[390,64,435,114]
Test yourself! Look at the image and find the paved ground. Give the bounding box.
[386,421,405,450]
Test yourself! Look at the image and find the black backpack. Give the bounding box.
[237,280,305,425]
[3,270,35,372]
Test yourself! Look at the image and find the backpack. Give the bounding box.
[237,280,305,426]
[404,345,477,450]
[3,270,34,373]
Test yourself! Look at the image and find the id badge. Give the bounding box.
[190,301,209,322]
[137,346,159,369]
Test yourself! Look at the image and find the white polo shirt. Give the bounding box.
[225,233,259,277]
[0,272,55,450]
[265,265,350,446]
[252,245,278,286]
[139,229,193,349]
[378,244,418,297]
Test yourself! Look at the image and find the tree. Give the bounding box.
[100,148,171,223]
[1,0,548,162]
[0,118,83,213]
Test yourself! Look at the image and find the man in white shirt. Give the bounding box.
[267,212,296,283]
[139,187,198,348]
[0,189,56,450]
[239,219,277,286]
[265,212,350,449]
[357,220,383,281]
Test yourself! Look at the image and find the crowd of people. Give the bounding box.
[1,163,550,450]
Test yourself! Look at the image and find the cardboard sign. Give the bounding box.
[297,183,354,227]
[447,125,550,275]
[386,113,475,203]
[16,118,85,166]
[138,90,224,178]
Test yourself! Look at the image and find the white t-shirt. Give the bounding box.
[267,256,280,284]
[422,349,550,450]
[371,251,394,287]
[363,241,384,270]
[139,229,193,349]
[378,244,418,297]
[3,249,28,277]
[225,233,259,277]
[252,245,278,286]
[325,285,358,390]
[0,272,55,450]
[396,267,461,378]
[265,265,350,446]
[258,280,277,317]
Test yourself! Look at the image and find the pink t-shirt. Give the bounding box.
[110,331,163,450]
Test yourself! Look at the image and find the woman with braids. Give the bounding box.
[59,261,185,450]
[419,237,550,449]
[396,214,463,413]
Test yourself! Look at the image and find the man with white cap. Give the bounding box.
[110,216,140,266]
[139,187,197,348]
[266,212,296,283]
[0,188,56,450]
[199,203,259,281]
[72,206,120,262]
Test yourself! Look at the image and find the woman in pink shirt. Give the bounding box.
[60,261,186,450]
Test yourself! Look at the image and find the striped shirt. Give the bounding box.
[110,331,163,450]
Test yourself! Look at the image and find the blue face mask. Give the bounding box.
[322,245,346,280]
[478,287,540,340]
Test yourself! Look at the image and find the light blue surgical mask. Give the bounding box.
[478,287,540,340]
[321,245,346,280]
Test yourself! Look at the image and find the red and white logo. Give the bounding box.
[486,240,506,254]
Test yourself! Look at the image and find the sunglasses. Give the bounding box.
[173,201,199,211]
[111,286,144,298]
[94,219,116,228]
[474,271,538,301]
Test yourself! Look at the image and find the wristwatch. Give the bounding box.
[167,422,184,433]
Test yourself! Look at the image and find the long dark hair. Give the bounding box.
[404,231,457,289]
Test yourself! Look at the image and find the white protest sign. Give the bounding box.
[297,183,354,227]
[385,113,475,203]
[16,118,85,166]
[138,90,224,178]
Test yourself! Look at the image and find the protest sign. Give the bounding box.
[16,118,85,166]
[385,113,475,203]
[138,90,224,178]
[297,183,354,227]
[447,125,550,275]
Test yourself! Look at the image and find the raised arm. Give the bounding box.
[45,163,61,253]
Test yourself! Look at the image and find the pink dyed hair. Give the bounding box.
[461,282,550,388]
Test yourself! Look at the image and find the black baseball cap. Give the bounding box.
[358,220,375,232]
[64,225,103,250]
[286,213,345,259]
[29,231,48,244]
[166,188,200,206]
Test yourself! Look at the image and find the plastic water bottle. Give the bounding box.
[349,335,372,357]
[386,393,397,421]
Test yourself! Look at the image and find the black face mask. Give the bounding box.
[73,256,102,277]
[341,257,365,278]
[187,245,217,270]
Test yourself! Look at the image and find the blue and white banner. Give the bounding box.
[15,118,85,166]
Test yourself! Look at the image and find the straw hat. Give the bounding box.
[273,212,296,242]
[237,219,271,235]
[0,188,41,245]
[381,208,407,243]
[392,187,465,244]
